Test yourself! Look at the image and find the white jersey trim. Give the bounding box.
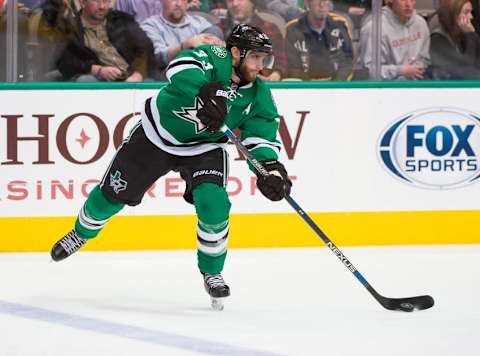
[141,98,228,156]
[169,56,203,66]
[166,64,204,82]
[242,137,282,152]
[239,82,253,89]
[250,144,281,155]
[166,57,205,82]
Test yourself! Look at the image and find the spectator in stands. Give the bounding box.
[360,0,430,80]
[114,0,161,23]
[218,0,286,80]
[472,0,480,32]
[209,0,229,19]
[429,0,480,79]
[29,0,77,81]
[55,0,153,81]
[141,0,224,74]
[264,0,302,21]
[285,0,354,80]
[38,0,77,38]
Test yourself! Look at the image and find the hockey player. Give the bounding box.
[50,24,292,309]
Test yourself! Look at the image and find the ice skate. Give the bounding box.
[203,273,230,311]
[50,229,87,262]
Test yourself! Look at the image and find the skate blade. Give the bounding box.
[210,297,225,311]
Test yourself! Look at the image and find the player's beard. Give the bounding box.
[237,62,258,83]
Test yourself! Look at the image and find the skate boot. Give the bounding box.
[203,273,230,311]
[50,229,87,262]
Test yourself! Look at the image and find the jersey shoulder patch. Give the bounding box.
[211,45,228,58]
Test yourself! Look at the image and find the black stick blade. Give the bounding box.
[378,295,434,312]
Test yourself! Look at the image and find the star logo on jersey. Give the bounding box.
[173,97,207,134]
[211,45,227,58]
[110,170,127,194]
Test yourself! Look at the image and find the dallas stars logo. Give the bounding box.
[211,45,227,58]
[173,97,206,134]
[109,170,127,194]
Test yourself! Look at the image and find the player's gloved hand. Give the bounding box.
[256,160,292,201]
[197,82,228,133]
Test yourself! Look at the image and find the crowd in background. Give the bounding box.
[1,0,480,82]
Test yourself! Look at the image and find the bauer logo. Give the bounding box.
[378,107,480,189]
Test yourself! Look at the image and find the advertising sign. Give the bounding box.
[1,88,480,218]
[378,107,480,189]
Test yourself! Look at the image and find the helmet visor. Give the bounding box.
[245,50,275,70]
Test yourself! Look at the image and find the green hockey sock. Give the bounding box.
[197,250,227,275]
[193,183,231,274]
[75,185,124,239]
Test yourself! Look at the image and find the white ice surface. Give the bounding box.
[0,245,478,356]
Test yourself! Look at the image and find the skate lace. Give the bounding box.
[59,230,86,255]
[205,274,226,288]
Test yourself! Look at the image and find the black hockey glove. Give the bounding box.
[197,82,228,133]
[256,160,292,201]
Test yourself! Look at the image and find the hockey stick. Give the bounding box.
[221,126,434,312]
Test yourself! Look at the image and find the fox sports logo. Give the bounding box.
[378,107,480,189]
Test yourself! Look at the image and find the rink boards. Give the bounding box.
[1,210,479,252]
[1,83,480,251]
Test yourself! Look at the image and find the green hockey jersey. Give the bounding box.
[141,44,281,164]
